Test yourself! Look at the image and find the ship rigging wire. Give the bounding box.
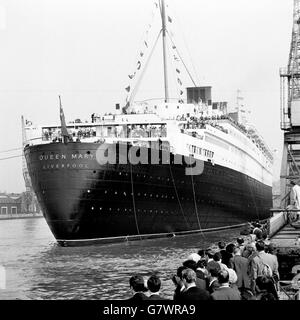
[189,157,205,238]
[166,2,200,86]
[129,159,142,240]
[128,30,162,106]
[166,31,197,87]
[168,163,189,228]
[0,147,22,153]
[0,154,23,161]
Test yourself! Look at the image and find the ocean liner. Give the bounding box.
[23,0,273,246]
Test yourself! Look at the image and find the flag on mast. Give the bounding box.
[59,95,71,140]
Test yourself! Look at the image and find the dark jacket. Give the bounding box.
[221,251,233,268]
[206,277,220,294]
[147,293,168,300]
[176,286,211,301]
[127,292,148,301]
[196,277,207,291]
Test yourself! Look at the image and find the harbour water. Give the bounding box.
[0,218,243,300]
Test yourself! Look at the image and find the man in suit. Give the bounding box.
[176,268,211,301]
[127,274,148,301]
[248,240,278,293]
[206,266,220,294]
[230,247,250,291]
[146,274,166,300]
[182,260,207,290]
[211,270,241,300]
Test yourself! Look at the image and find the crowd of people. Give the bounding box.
[176,113,270,158]
[181,115,229,135]
[127,225,281,301]
[42,127,97,142]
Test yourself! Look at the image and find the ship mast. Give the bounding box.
[160,0,169,103]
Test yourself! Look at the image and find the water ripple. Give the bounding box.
[0,218,242,300]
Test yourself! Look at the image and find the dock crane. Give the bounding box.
[280,0,300,208]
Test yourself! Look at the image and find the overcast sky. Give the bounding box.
[0,0,294,193]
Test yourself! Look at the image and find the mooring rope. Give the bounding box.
[189,157,205,238]
[169,162,189,228]
[129,160,142,240]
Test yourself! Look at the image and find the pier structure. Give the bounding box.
[21,116,40,213]
[280,0,300,207]
[267,0,300,298]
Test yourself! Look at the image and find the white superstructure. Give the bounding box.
[24,100,273,188]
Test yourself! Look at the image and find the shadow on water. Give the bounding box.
[0,218,244,300]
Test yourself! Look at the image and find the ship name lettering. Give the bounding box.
[39,154,67,160]
[42,162,88,169]
[71,153,93,160]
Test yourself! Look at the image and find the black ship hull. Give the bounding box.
[24,142,272,246]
